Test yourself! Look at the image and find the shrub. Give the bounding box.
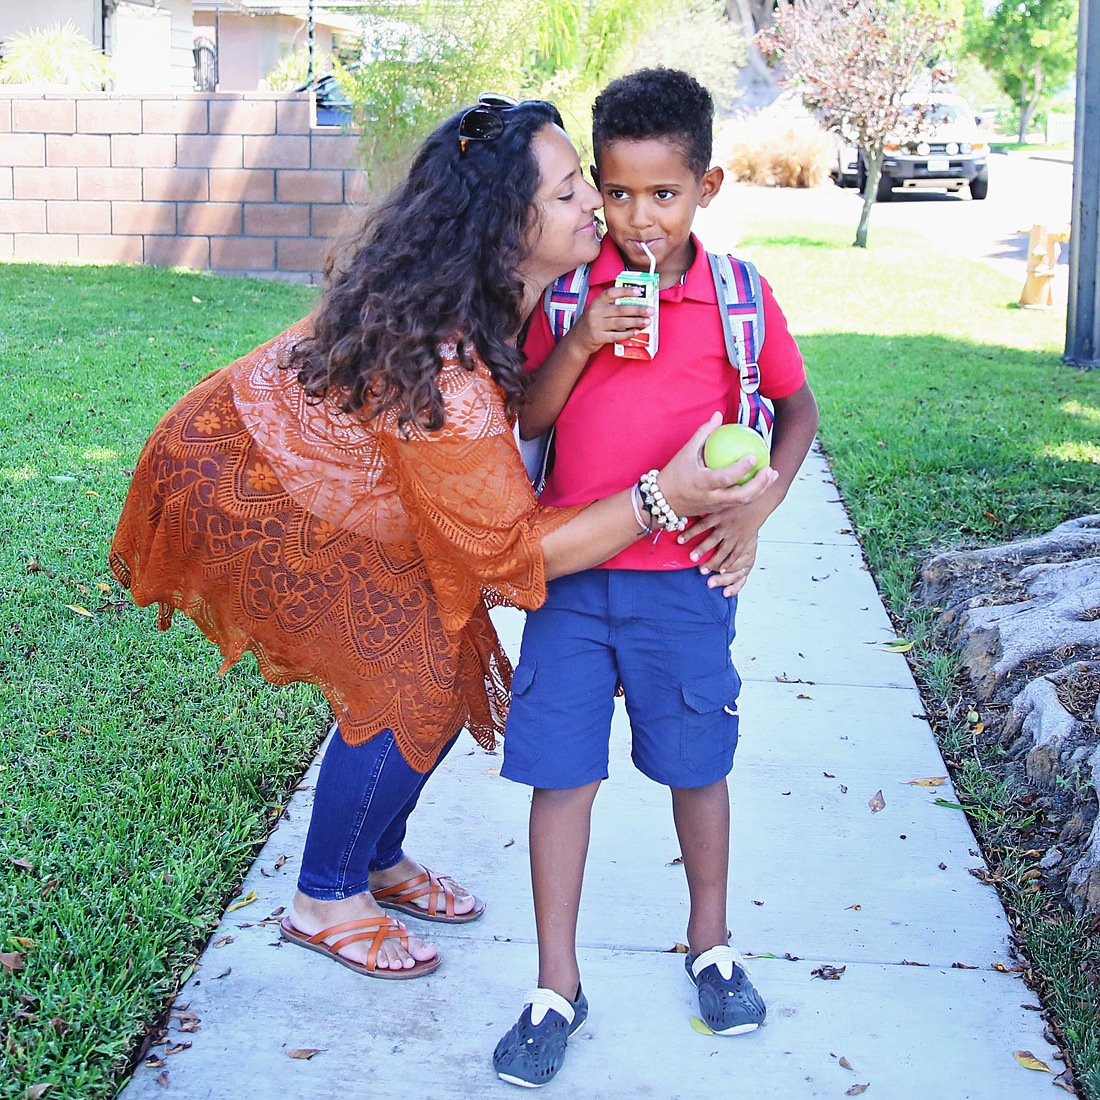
[716,112,833,188]
[0,20,113,89]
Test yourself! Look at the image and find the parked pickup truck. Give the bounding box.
[833,92,989,201]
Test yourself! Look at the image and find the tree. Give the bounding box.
[968,0,1077,143]
[758,0,954,247]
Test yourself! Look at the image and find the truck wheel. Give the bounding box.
[969,168,989,200]
[875,173,894,202]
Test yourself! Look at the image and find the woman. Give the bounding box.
[110,97,774,979]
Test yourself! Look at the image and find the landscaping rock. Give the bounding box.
[918,517,1100,917]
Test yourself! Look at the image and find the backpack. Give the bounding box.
[518,253,774,493]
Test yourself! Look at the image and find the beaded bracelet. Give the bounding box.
[638,469,688,532]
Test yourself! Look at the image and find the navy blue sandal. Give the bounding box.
[686,946,766,1035]
[493,985,589,1088]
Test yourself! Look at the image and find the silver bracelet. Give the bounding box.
[630,482,653,537]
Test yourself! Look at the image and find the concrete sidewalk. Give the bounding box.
[122,448,1060,1099]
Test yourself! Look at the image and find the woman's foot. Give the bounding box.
[368,857,482,920]
[287,890,438,972]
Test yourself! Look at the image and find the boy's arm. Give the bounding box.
[680,381,820,594]
[518,288,653,441]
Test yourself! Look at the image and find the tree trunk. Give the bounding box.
[1018,58,1045,143]
[854,148,882,248]
[727,0,774,81]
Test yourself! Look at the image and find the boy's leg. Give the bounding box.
[669,777,731,955]
[530,780,602,999]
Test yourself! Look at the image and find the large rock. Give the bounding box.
[920,516,1100,703]
[919,516,1100,917]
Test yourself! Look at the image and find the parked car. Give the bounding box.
[862,92,989,201]
[831,134,860,188]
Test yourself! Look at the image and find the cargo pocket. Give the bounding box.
[502,661,541,775]
[679,666,741,776]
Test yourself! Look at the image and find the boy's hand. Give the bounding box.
[570,286,653,355]
[699,532,759,597]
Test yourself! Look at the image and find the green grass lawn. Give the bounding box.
[1,214,1098,1097]
[0,264,328,1100]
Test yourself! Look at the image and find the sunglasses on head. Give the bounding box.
[458,93,563,156]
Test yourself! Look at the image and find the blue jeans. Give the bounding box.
[297,726,459,901]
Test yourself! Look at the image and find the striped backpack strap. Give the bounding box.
[542,262,592,340]
[708,252,774,446]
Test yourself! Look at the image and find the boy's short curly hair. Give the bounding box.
[592,67,714,179]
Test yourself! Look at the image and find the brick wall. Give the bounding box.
[0,90,368,283]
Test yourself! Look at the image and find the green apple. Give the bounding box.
[703,423,770,485]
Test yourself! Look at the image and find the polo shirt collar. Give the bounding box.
[589,233,715,303]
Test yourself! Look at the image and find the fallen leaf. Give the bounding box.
[846,1085,869,1096]
[689,1016,715,1036]
[952,962,979,969]
[938,862,948,870]
[1021,1003,1041,1011]
[486,768,499,775]
[666,942,689,953]
[65,604,93,618]
[811,964,845,980]
[839,1056,854,1070]
[225,890,257,914]
[745,952,781,959]
[503,838,515,849]
[983,511,999,523]
[192,296,203,303]
[213,935,234,948]
[1053,1070,1078,1094]
[868,790,886,814]
[144,1057,166,1069]
[0,951,25,972]
[270,906,285,917]
[839,784,848,794]
[901,960,929,966]
[1013,1050,1053,1072]
[165,1042,191,1056]
[21,1085,54,1100]
[156,1072,169,1089]
[966,710,980,723]
[97,582,111,593]
[823,771,835,778]
[904,776,947,787]
[845,904,861,911]
[666,855,685,866]
[972,722,985,736]
[8,856,34,871]
[881,638,913,653]
[214,968,232,979]
[781,790,792,796]
[993,962,1025,973]
[287,1048,324,1060]
[784,952,801,961]
[797,693,812,699]
[752,899,764,906]
[8,936,37,950]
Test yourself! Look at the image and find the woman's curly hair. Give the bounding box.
[290,100,563,432]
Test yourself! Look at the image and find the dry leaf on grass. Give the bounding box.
[22,1086,55,1100]
[8,856,34,871]
[1,951,25,972]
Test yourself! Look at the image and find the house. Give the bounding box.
[0,0,356,93]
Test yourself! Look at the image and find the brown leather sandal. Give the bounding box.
[373,868,486,924]
[279,915,441,979]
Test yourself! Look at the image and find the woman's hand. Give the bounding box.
[656,413,777,519]
[570,287,652,356]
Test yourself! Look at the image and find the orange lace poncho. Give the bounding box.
[109,320,584,772]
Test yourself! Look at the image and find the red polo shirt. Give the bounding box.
[523,234,805,570]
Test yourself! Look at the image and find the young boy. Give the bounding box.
[493,69,820,1087]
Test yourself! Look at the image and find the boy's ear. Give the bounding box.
[698,165,724,208]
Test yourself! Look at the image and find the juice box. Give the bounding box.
[613,269,660,359]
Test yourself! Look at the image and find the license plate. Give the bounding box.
[925,157,950,173]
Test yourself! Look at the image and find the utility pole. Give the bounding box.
[1066,0,1100,367]
[307,0,316,88]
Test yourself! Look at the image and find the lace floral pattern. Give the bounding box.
[110,321,583,772]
